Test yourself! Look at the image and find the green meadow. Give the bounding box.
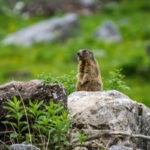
[0,0,150,106]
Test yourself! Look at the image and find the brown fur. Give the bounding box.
[76,49,103,91]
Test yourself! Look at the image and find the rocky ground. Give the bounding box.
[0,81,150,149]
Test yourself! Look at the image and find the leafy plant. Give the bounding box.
[38,70,77,95]
[32,101,71,149]
[76,131,87,146]
[2,98,72,149]
[27,100,44,121]
[2,97,28,143]
[106,68,130,91]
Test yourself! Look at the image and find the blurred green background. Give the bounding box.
[0,0,150,106]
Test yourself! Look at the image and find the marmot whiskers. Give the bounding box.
[76,49,103,91]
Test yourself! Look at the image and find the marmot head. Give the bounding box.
[77,49,94,61]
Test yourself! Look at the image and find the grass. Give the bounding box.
[0,0,150,106]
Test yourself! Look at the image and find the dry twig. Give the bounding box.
[0,131,13,134]
[72,129,150,144]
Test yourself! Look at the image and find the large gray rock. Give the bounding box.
[95,20,122,43]
[68,90,150,149]
[10,143,40,150]
[0,80,67,120]
[3,13,79,46]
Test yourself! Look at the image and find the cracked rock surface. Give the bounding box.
[68,90,150,149]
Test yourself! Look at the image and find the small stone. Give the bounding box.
[10,143,40,150]
[95,20,122,43]
[108,145,132,150]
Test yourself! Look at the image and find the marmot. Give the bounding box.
[76,49,103,91]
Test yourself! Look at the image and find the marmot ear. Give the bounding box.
[90,52,94,60]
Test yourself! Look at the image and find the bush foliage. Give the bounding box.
[2,97,72,149]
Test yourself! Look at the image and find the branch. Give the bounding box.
[0,131,13,134]
[72,129,150,144]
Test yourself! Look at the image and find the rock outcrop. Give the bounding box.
[68,90,150,149]
[0,80,67,120]
[3,13,79,46]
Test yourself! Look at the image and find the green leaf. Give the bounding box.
[10,132,18,139]
[21,126,28,132]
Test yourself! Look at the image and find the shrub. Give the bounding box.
[38,70,77,95]
[105,68,130,92]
